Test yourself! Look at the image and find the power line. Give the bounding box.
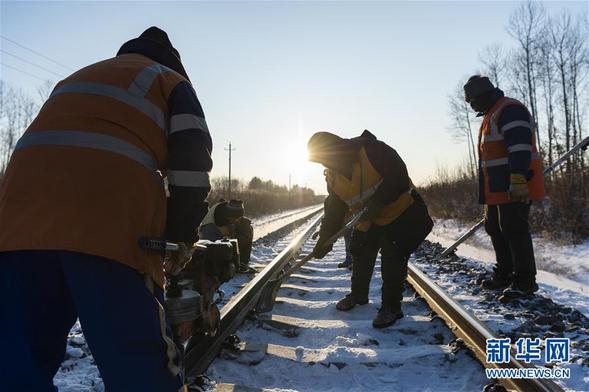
[0,35,74,71]
[1,49,65,78]
[0,62,50,82]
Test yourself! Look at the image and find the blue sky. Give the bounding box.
[1,1,586,192]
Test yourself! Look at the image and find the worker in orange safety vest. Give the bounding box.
[464,75,545,300]
[0,27,211,391]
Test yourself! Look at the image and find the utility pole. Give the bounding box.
[225,142,236,199]
[289,174,292,191]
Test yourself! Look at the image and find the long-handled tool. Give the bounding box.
[285,207,367,276]
[440,136,589,257]
[255,207,367,313]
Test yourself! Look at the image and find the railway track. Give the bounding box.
[187,215,565,392]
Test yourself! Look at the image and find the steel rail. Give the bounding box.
[407,263,564,392]
[184,210,565,391]
[183,213,323,377]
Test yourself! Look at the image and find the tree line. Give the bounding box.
[208,176,323,217]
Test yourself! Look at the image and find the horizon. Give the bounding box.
[1,0,586,193]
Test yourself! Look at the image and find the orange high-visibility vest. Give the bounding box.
[479,97,545,205]
[0,54,193,287]
[326,147,414,231]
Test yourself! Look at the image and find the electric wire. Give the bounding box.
[1,49,65,78]
[0,62,50,82]
[0,35,74,71]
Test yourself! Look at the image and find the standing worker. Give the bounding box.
[308,130,433,328]
[0,27,212,391]
[464,75,545,299]
[198,199,255,273]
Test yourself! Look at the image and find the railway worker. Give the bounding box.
[0,27,211,391]
[308,130,433,328]
[464,75,545,299]
[199,199,255,273]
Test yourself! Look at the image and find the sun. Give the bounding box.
[280,140,314,187]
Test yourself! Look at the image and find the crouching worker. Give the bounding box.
[0,27,211,391]
[308,130,433,328]
[199,199,254,273]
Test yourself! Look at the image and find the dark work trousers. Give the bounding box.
[350,197,433,310]
[235,218,254,267]
[484,202,537,286]
[0,250,183,392]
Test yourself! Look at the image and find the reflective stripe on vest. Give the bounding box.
[169,114,209,136]
[50,63,178,131]
[481,152,541,168]
[14,130,158,172]
[167,170,210,187]
[501,120,531,133]
[344,180,382,207]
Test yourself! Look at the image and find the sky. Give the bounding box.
[1,0,586,193]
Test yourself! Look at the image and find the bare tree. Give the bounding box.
[447,83,478,177]
[508,0,545,147]
[549,12,575,172]
[0,83,37,174]
[537,27,558,167]
[479,44,507,88]
[36,80,55,102]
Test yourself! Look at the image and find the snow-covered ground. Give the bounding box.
[54,207,322,391]
[429,218,589,315]
[420,219,589,391]
[252,205,322,240]
[206,236,490,391]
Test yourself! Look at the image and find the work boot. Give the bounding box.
[372,307,404,329]
[337,257,353,269]
[239,264,256,274]
[336,294,368,311]
[499,282,539,302]
[481,273,512,290]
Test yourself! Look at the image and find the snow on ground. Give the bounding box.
[412,243,589,392]
[206,236,489,391]
[418,219,589,392]
[429,218,589,315]
[54,322,104,392]
[252,205,322,241]
[54,208,321,391]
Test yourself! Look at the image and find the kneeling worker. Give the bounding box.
[308,130,433,328]
[199,199,254,273]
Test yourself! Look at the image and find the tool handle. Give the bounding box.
[138,237,180,253]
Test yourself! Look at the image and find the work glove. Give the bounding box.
[508,173,529,203]
[312,237,333,259]
[164,242,195,276]
[361,199,386,221]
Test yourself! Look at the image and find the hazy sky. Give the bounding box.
[1,1,586,192]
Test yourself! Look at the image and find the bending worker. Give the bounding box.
[464,75,544,299]
[308,130,433,328]
[199,199,254,273]
[0,27,211,391]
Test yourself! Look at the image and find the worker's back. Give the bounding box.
[0,52,188,285]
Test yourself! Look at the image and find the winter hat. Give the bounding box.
[463,75,495,103]
[118,26,189,80]
[307,132,349,164]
